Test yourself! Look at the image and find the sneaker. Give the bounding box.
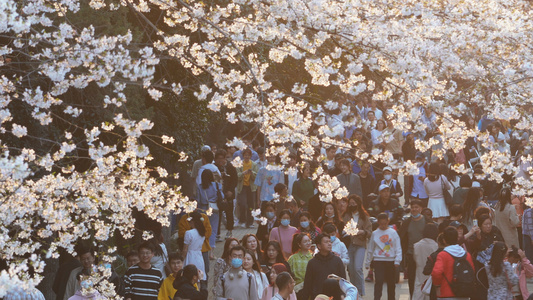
[239,223,246,228]
[225,231,233,239]
[365,270,374,282]
[247,224,255,228]
[216,236,224,242]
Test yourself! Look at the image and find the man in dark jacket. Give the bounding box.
[367,184,404,227]
[398,200,434,296]
[336,159,363,198]
[215,149,237,239]
[301,234,346,300]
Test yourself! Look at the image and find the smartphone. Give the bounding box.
[473,219,478,227]
[328,274,342,281]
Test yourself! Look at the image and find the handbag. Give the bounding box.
[203,186,219,212]
[441,176,453,206]
[421,276,432,295]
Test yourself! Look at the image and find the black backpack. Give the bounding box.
[444,253,475,297]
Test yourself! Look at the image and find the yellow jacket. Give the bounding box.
[178,212,212,252]
[158,273,177,300]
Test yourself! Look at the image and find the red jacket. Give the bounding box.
[431,248,475,298]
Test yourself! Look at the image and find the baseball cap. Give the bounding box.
[378,184,390,192]
[383,166,392,172]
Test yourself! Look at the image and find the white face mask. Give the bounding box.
[384,174,392,181]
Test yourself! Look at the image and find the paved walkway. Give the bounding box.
[207,223,410,299]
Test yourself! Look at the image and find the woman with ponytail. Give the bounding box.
[173,264,208,299]
[183,211,207,281]
[485,241,518,299]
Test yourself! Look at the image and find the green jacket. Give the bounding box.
[236,161,259,193]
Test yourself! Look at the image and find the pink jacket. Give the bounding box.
[515,257,533,300]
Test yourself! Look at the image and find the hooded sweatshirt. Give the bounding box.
[431,244,475,298]
[365,227,402,268]
[301,252,346,300]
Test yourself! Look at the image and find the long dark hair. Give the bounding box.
[489,241,507,277]
[244,249,262,273]
[349,194,369,221]
[189,211,206,237]
[462,187,481,223]
[497,188,512,212]
[241,234,263,258]
[173,264,198,289]
[291,233,310,254]
[322,278,342,300]
[298,211,319,233]
[263,240,287,262]
[319,202,343,225]
[221,238,239,260]
[201,169,214,189]
[427,162,441,182]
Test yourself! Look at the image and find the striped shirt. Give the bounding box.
[124,265,163,300]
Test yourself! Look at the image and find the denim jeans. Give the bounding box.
[348,244,366,296]
[209,211,219,248]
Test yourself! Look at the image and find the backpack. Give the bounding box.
[444,253,475,297]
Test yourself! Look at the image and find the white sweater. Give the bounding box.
[365,227,402,267]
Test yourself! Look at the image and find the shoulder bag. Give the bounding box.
[203,184,219,212]
[441,175,453,206]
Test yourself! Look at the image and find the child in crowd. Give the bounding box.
[365,213,402,300]
[158,253,183,300]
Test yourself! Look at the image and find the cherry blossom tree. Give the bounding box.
[2,0,533,296]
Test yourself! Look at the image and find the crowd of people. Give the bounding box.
[47,100,533,300]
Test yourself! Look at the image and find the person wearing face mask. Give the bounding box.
[316,202,344,231]
[214,245,259,300]
[257,202,278,250]
[297,212,321,241]
[322,223,349,266]
[173,264,207,300]
[367,184,404,228]
[269,210,299,258]
[376,166,403,201]
[398,200,434,297]
[345,195,372,295]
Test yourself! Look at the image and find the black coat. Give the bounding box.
[174,280,208,300]
[300,252,346,300]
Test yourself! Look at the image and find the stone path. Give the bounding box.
[207,223,410,299]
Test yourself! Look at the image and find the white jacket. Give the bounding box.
[331,237,349,266]
[365,227,402,267]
